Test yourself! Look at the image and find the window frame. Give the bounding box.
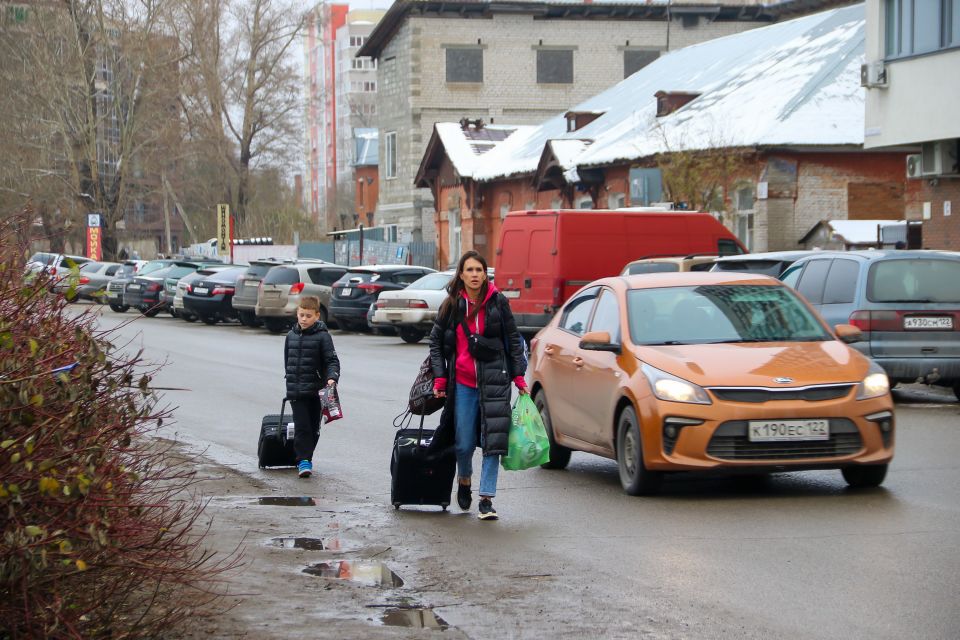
[559,286,600,337]
[587,288,622,343]
[444,46,484,83]
[884,0,960,59]
[384,131,397,180]
[535,47,575,84]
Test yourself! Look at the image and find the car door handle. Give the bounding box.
[573,357,584,368]
[543,345,556,356]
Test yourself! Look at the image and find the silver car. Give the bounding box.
[781,250,960,400]
[53,261,122,301]
[255,261,348,333]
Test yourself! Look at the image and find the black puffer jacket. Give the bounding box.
[428,291,526,456]
[284,322,340,399]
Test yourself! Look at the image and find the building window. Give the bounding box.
[445,47,483,83]
[536,49,574,84]
[629,167,663,206]
[349,36,365,47]
[885,0,960,57]
[623,49,660,78]
[736,183,755,212]
[576,196,593,209]
[384,131,397,179]
[448,209,461,266]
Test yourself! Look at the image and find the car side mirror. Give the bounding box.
[579,331,621,353]
[834,324,863,344]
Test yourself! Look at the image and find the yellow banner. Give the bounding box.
[86,226,102,261]
[216,204,230,260]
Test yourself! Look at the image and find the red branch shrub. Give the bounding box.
[1,215,235,638]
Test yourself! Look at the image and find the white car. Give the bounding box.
[373,268,495,343]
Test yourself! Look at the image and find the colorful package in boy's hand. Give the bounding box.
[321,384,343,422]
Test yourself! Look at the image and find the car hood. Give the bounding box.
[634,340,869,387]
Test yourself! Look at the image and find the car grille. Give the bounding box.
[708,384,854,403]
[706,419,863,461]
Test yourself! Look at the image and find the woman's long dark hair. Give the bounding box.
[440,250,489,321]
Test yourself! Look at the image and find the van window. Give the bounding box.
[867,258,960,303]
[588,289,621,342]
[822,259,859,304]
[263,267,300,285]
[560,287,599,336]
[626,262,678,275]
[794,259,832,305]
[717,238,744,256]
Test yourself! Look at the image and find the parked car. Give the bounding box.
[529,271,894,495]
[106,259,176,312]
[182,266,248,325]
[255,261,348,333]
[54,261,122,301]
[710,250,820,278]
[780,250,960,400]
[232,259,292,327]
[330,265,437,332]
[124,262,200,317]
[495,209,745,333]
[25,252,91,288]
[620,255,717,275]
[173,266,234,321]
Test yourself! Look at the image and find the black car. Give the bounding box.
[330,265,436,331]
[182,266,247,325]
[107,260,177,313]
[125,262,200,317]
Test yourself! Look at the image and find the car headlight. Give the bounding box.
[856,361,890,400]
[641,363,712,405]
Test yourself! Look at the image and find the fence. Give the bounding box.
[334,239,436,268]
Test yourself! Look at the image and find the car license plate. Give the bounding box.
[502,290,520,299]
[340,288,352,296]
[904,316,953,330]
[127,284,140,290]
[748,419,829,442]
[264,291,280,299]
[194,287,208,295]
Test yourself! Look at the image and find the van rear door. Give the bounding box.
[497,213,556,317]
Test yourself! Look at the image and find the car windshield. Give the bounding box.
[263,266,299,285]
[116,264,137,277]
[626,263,679,275]
[627,284,832,345]
[867,258,960,303]
[29,252,56,265]
[406,272,453,290]
[139,261,171,276]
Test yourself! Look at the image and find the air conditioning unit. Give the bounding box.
[860,61,888,88]
[906,154,922,179]
[921,140,960,176]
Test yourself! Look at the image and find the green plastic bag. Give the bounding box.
[502,394,551,471]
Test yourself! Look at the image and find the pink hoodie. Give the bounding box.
[435,283,526,391]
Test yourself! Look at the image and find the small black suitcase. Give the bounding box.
[390,413,456,510]
[258,399,296,468]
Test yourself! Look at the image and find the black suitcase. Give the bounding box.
[390,413,456,510]
[258,399,296,468]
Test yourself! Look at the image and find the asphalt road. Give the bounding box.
[90,305,960,639]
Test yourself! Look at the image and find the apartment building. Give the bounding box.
[863,0,960,249]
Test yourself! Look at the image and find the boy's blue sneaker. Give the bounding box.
[298,460,312,478]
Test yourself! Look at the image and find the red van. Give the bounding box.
[495,209,746,332]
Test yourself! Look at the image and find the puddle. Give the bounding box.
[269,537,344,551]
[257,497,316,506]
[381,608,449,630]
[302,560,404,588]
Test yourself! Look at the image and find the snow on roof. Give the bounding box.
[468,4,865,183]
[434,123,535,177]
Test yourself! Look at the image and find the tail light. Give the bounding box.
[849,310,905,332]
[212,286,235,296]
[375,299,388,309]
[78,277,90,285]
[408,299,428,309]
[289,282,305,294]
[185,284,192,293]
[357,282,384,294]
[146,282,162,292]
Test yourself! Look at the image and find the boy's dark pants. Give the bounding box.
[291,396,322,462]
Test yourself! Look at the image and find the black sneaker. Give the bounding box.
[457,483,472,511]
[477,498,498,521]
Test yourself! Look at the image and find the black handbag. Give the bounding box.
[408,355,445,415]
[460,317,503,362]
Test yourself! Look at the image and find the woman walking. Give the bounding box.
[429,251,527,521]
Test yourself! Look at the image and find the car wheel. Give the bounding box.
[238,311,255,327]
[319,306,329,325]
[109,303,128,313]
[616,406,662,496]
[534,389,571,470]
[399,328,426,344]
[264,318,288,334]
[183,313,197,323]
[953,382,960,403]
[142,306,160,318]
[841,464,888,488]
[201,315,218,325]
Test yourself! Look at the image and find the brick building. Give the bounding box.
[358,0,845,245]
[417,5,923,268]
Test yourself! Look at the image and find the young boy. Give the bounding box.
[284,296,340,478]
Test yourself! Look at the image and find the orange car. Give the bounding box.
[529,272,894,495]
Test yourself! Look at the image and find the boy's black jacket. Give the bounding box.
[284,321,340,399]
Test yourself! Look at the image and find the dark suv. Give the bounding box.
[231,259,292,327]
[330,265,436,331]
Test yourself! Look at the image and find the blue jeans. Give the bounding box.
[455,383,500,498]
